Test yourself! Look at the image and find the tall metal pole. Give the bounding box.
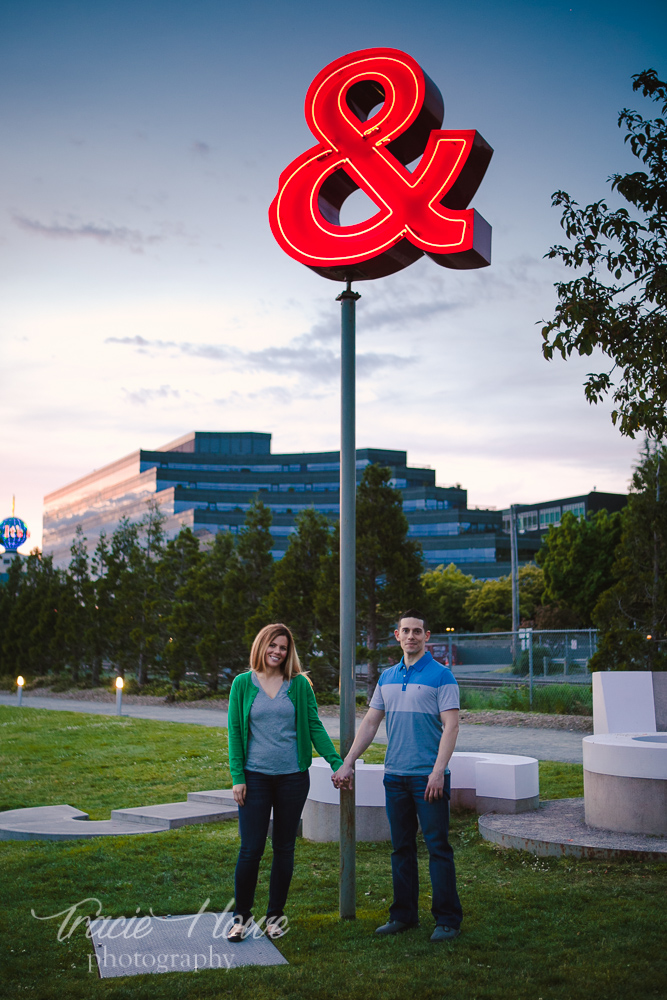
[337,280,359,920]
[509,505,520,657]
[528,628,533,709]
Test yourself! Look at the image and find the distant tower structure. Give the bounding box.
[0,496,29,554]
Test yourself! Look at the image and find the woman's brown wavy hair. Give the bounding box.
[249,623,303,681]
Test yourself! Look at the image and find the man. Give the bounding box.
[333,610,462,942]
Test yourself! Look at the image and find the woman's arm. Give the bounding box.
[304,680,344,770]
[227,678,248,787]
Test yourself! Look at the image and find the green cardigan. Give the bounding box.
[227,671,344,785]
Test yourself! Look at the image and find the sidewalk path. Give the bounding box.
[0,694,583,763]
[0,694,231,728]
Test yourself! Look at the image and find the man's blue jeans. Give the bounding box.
[234,769,310,922]
[383,772,463,929]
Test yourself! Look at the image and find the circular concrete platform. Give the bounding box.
[479,798,667,861]
[583,732,667,836]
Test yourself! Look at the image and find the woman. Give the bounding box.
[226,623,344,941]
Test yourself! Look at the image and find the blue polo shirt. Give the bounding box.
[369,651,459,776]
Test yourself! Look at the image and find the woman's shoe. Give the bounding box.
[227,918,250,943]
[265,918,286,940]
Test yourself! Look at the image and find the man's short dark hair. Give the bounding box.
[397,610,428,632]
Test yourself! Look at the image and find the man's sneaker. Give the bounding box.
[430,924,461,942]
[375,920,418,936]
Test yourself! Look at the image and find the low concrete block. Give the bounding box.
[301,799,390,842]
[307,758,386,807]
[110,802,238,830]
[0,805,167,841]
[449,752,539,813]
[187,789,237,806]
[450,788,477,811]
[476,794,540,815]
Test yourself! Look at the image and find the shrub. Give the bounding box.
[512,646,550,676]
[460,683,592,716]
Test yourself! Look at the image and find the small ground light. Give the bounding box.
[647,635,652,640]
[115,676,124,716]
[17,675,24,707]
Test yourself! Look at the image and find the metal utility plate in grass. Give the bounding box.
[88,913,288,978]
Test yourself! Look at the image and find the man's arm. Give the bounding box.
[424,709,459,802]
[332,707,385,788]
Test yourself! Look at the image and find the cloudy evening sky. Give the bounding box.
[1,0,665,547]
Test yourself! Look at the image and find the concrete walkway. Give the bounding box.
[0,694,584,763]
[0,694,231,728]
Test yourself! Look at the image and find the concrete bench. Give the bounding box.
[585,672,667,836]
[584,733,667,836]
[302,759,390,842]
[302,751,540,842]
[449,752,539,814]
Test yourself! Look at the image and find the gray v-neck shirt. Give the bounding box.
[244,672,299,775]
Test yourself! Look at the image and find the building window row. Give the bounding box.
[408,523,460,537]
[539,506,561,528]
[423,547,496,563]
[306,459,371,471]
[408,522,496,537]
[158,462,289,473]
[562,502,586,518]
[165,480,346,494]
[204,501,341,514]
[167,478,410,495]
[403,498,450,511]
[519,511,538,531]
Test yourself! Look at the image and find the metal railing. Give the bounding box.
[427,629,596,709]
[354,630,597,712]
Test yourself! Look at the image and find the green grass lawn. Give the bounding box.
[1,706,664,1000]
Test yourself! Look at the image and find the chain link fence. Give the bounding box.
[425,630,595,715]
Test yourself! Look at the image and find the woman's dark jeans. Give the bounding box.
[234,769,310,922]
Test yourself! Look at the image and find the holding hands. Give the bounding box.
[332,763,354,790]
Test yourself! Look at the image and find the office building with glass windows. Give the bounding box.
[43,431,621,580]
[501,491,627,540]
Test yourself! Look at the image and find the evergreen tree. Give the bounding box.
[0,555,24,675]
[189,530,236,690]
[591,441,667,669]
[54,526,91,682]
[256,508,334,685]
[129,500,166,685]
[158,527,203,689]
[2,552,66,677]
[356,465,424,696]
[223,500,275,673]
[105,517,140,678]
[86,533,113,686]
[312,521,341,683]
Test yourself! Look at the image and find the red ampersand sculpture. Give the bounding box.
[269,47,493,282]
